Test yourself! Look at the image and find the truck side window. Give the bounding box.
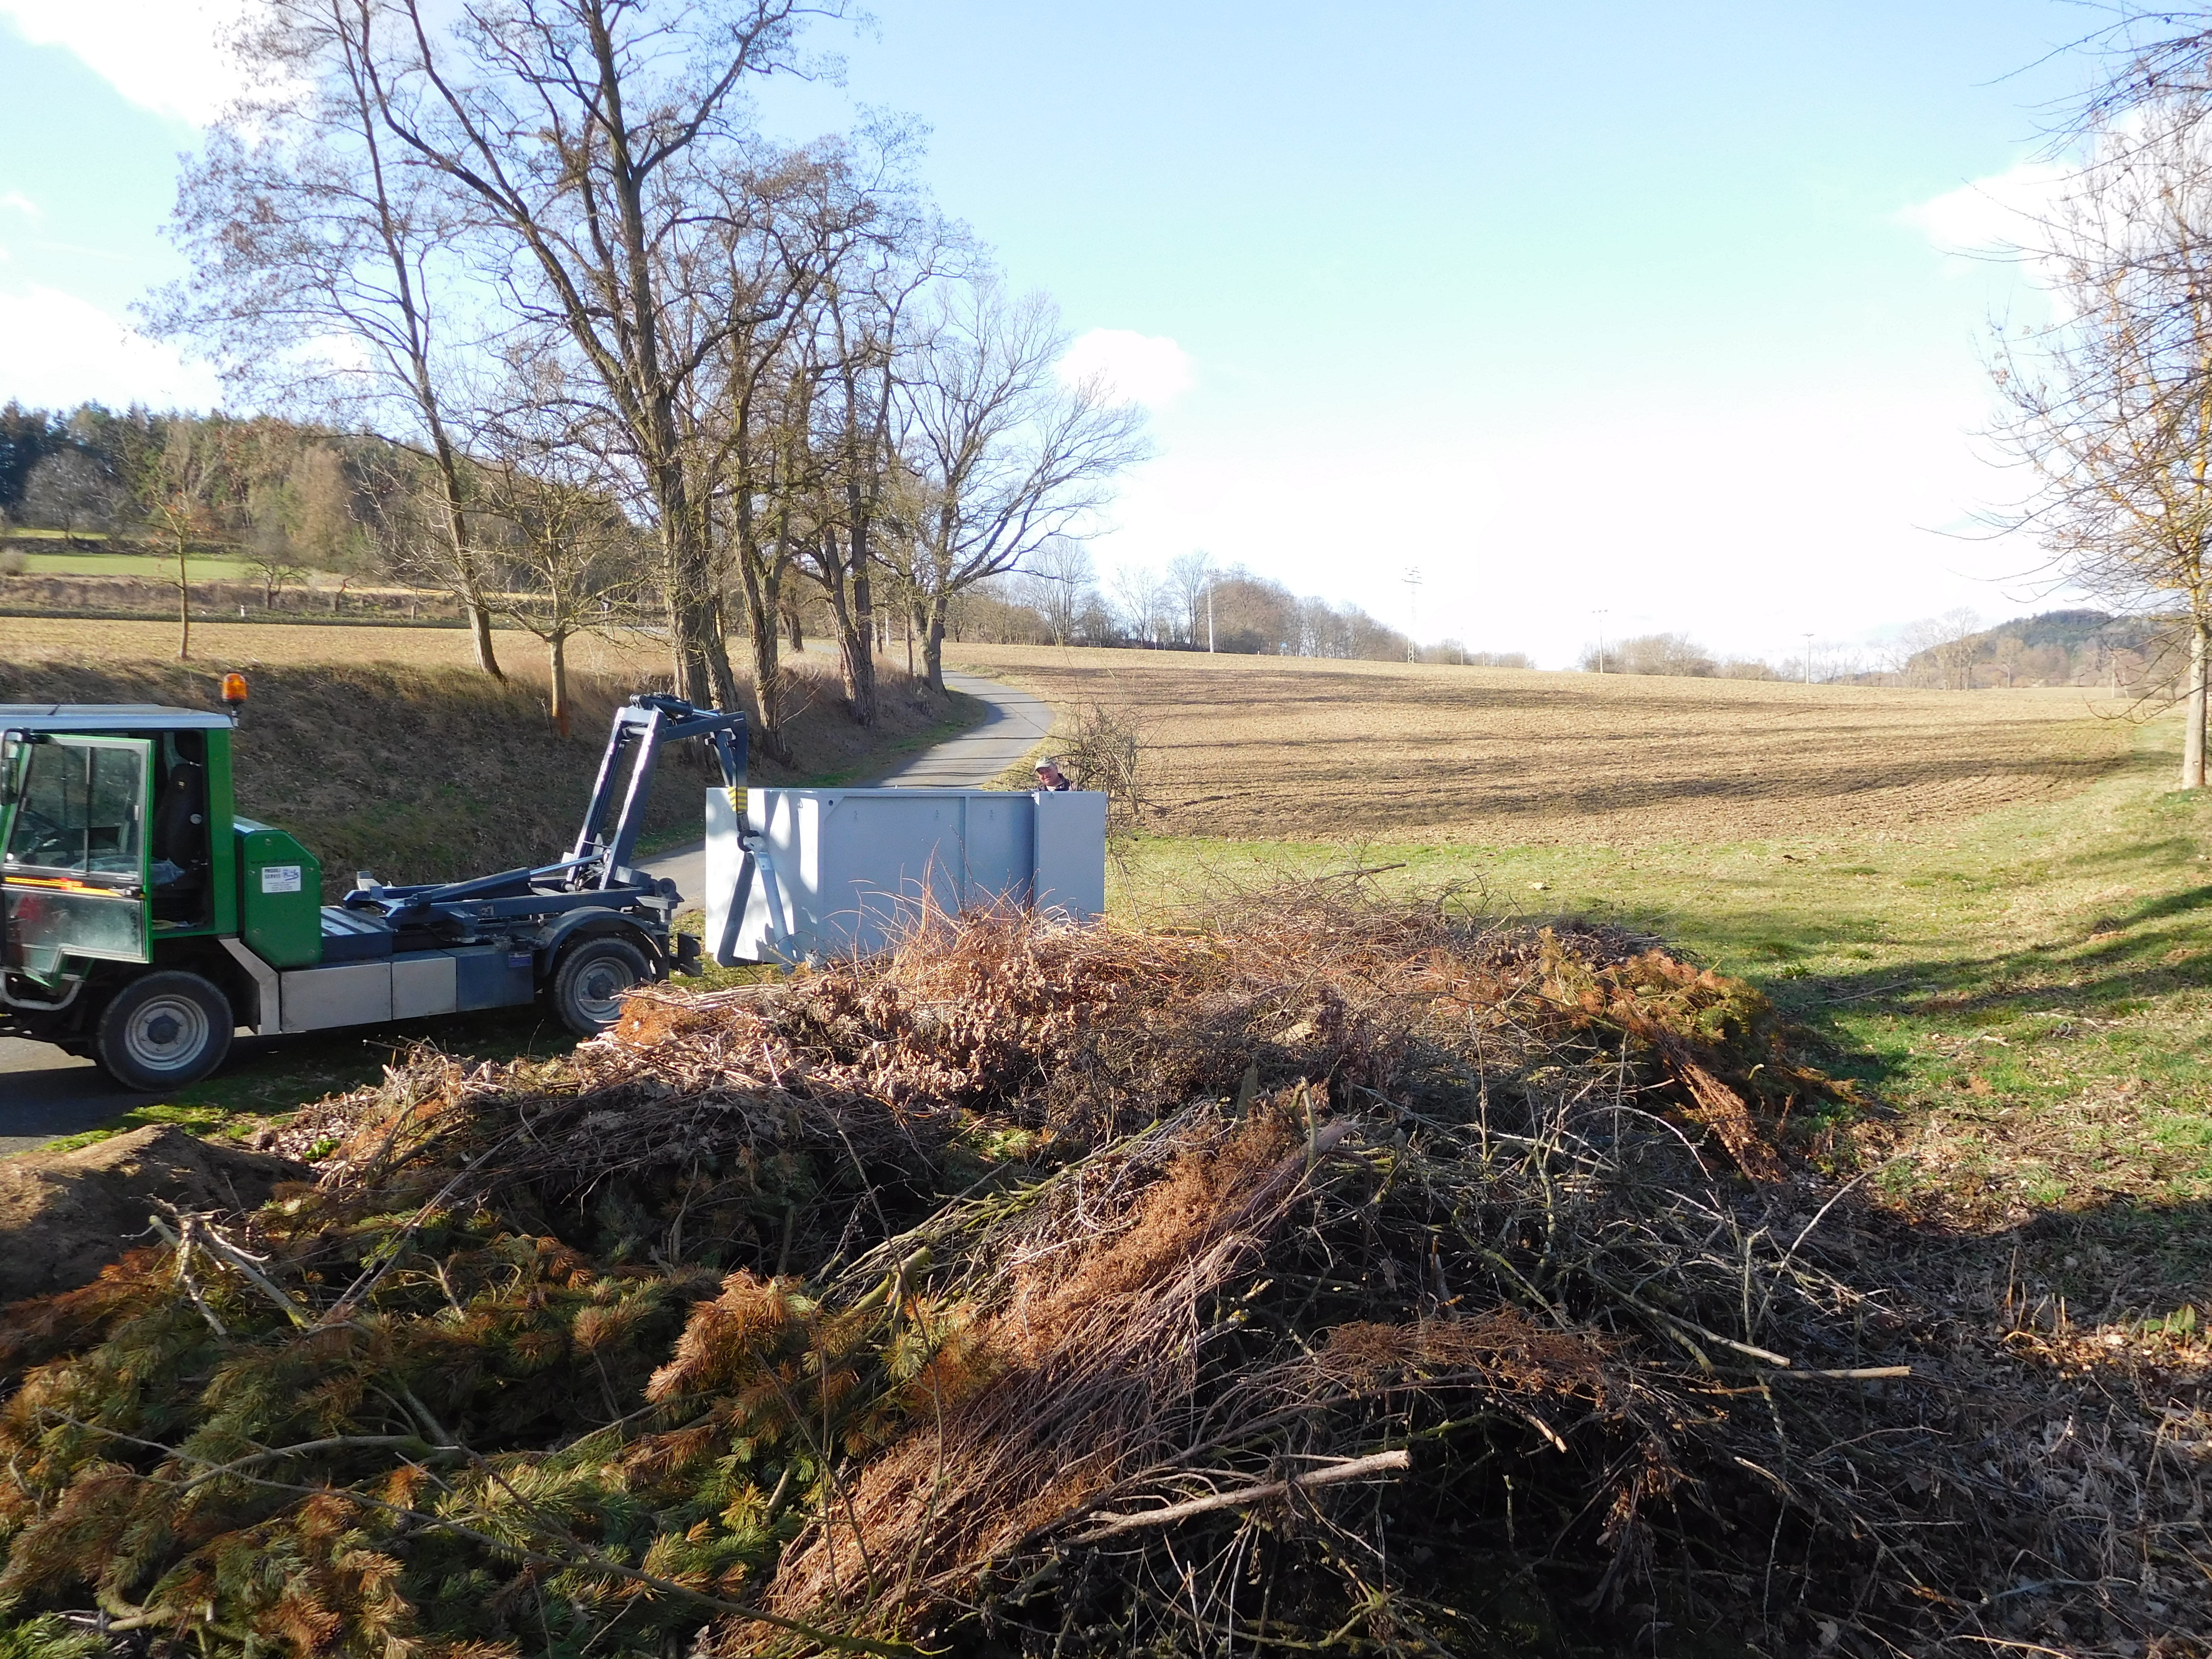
[3,745,144,879]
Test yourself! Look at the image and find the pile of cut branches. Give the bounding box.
[0,891,2200,1658]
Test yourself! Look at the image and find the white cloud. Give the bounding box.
[1899,160,2073,257]
[0,190,40,221]
[1059,328,1194,408]
[0,0,256,125]
[0,285,222,409]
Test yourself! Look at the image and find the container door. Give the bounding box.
[1,735,155,973]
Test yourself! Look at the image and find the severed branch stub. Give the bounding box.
[1068,1449,1412,1544]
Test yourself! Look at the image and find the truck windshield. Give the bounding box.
[3,741,145,879]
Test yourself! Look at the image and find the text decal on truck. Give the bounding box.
[259,865,303,895]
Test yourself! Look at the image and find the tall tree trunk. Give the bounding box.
[732,516,791,765]
[706,593,744,716]
[173,533,191,663]
[817,523,879,730]
[428,428,503,681]
[549,632,572,739]
[2186,615,2209,790]
[742,580,791,766]
[924,592,948,694]
[817,529,863,728]
[467,601,501,677]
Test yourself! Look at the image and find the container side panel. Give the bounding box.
[1034,790,1107,920]
[959,794,1034,908]
[819,795,963,958]
[713,788,1105,964]
[706,787,780,966]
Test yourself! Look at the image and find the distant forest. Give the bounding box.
[0,401,1525,670]
[0,403,379,576]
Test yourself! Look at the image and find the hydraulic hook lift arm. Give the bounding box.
[346,694,788,953]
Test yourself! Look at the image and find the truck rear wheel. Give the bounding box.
[94,972,234,1092]
[551,938,650,1037]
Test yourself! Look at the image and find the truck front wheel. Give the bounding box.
[94,972,235,1092]
[551,938,650,1037]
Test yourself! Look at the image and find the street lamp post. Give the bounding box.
[1594,609,1609,673]
[1402,567,1422,661]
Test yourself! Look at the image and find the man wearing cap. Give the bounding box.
[1034,757,1073,791]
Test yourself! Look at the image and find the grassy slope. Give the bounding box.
[1120,716,2212,1310]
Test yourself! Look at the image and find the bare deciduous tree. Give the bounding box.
[156,0,507,677]
[340,0,839,710]
[1166,549,1213,647]
[21,451,119,546]
[896,281,1150,690]
[1013,534,1096,646]
[141,425,232,663]
[1986,95,2212,784]
[472,433,648,737]
[1110,563,1166,646]
[1894,609,1984,690]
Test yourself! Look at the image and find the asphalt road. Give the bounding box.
[0,1037,161,1153]
[0,669,1052,1150]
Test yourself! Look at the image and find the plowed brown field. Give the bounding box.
[946,644,2143,845]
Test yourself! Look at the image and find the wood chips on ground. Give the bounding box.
[949,644,2143,845]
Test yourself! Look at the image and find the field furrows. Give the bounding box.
[950,645,2141,843]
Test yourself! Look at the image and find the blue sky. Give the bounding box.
[0,0,2100,665]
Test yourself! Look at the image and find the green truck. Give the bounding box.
[0,688,751,1092]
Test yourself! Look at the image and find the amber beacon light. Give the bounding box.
[220,672,250,714]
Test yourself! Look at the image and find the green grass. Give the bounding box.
[1117,716,2212,1243]
[11,552,264,580]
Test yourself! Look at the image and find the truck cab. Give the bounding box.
[2,692,732,1093]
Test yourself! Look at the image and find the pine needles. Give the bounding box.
[0,890,2201,1657]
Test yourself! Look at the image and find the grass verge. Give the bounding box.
[1115,715,2212,1305]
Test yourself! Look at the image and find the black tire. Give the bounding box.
[93,971,234,1092]
[551,937,651,1037]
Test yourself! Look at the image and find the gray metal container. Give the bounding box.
[706,787,1107,965]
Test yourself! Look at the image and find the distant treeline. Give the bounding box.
[934,549,1531,665]
[1570,611,2187,691]
[1897,609,2186,691]
[0,402,379,579]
